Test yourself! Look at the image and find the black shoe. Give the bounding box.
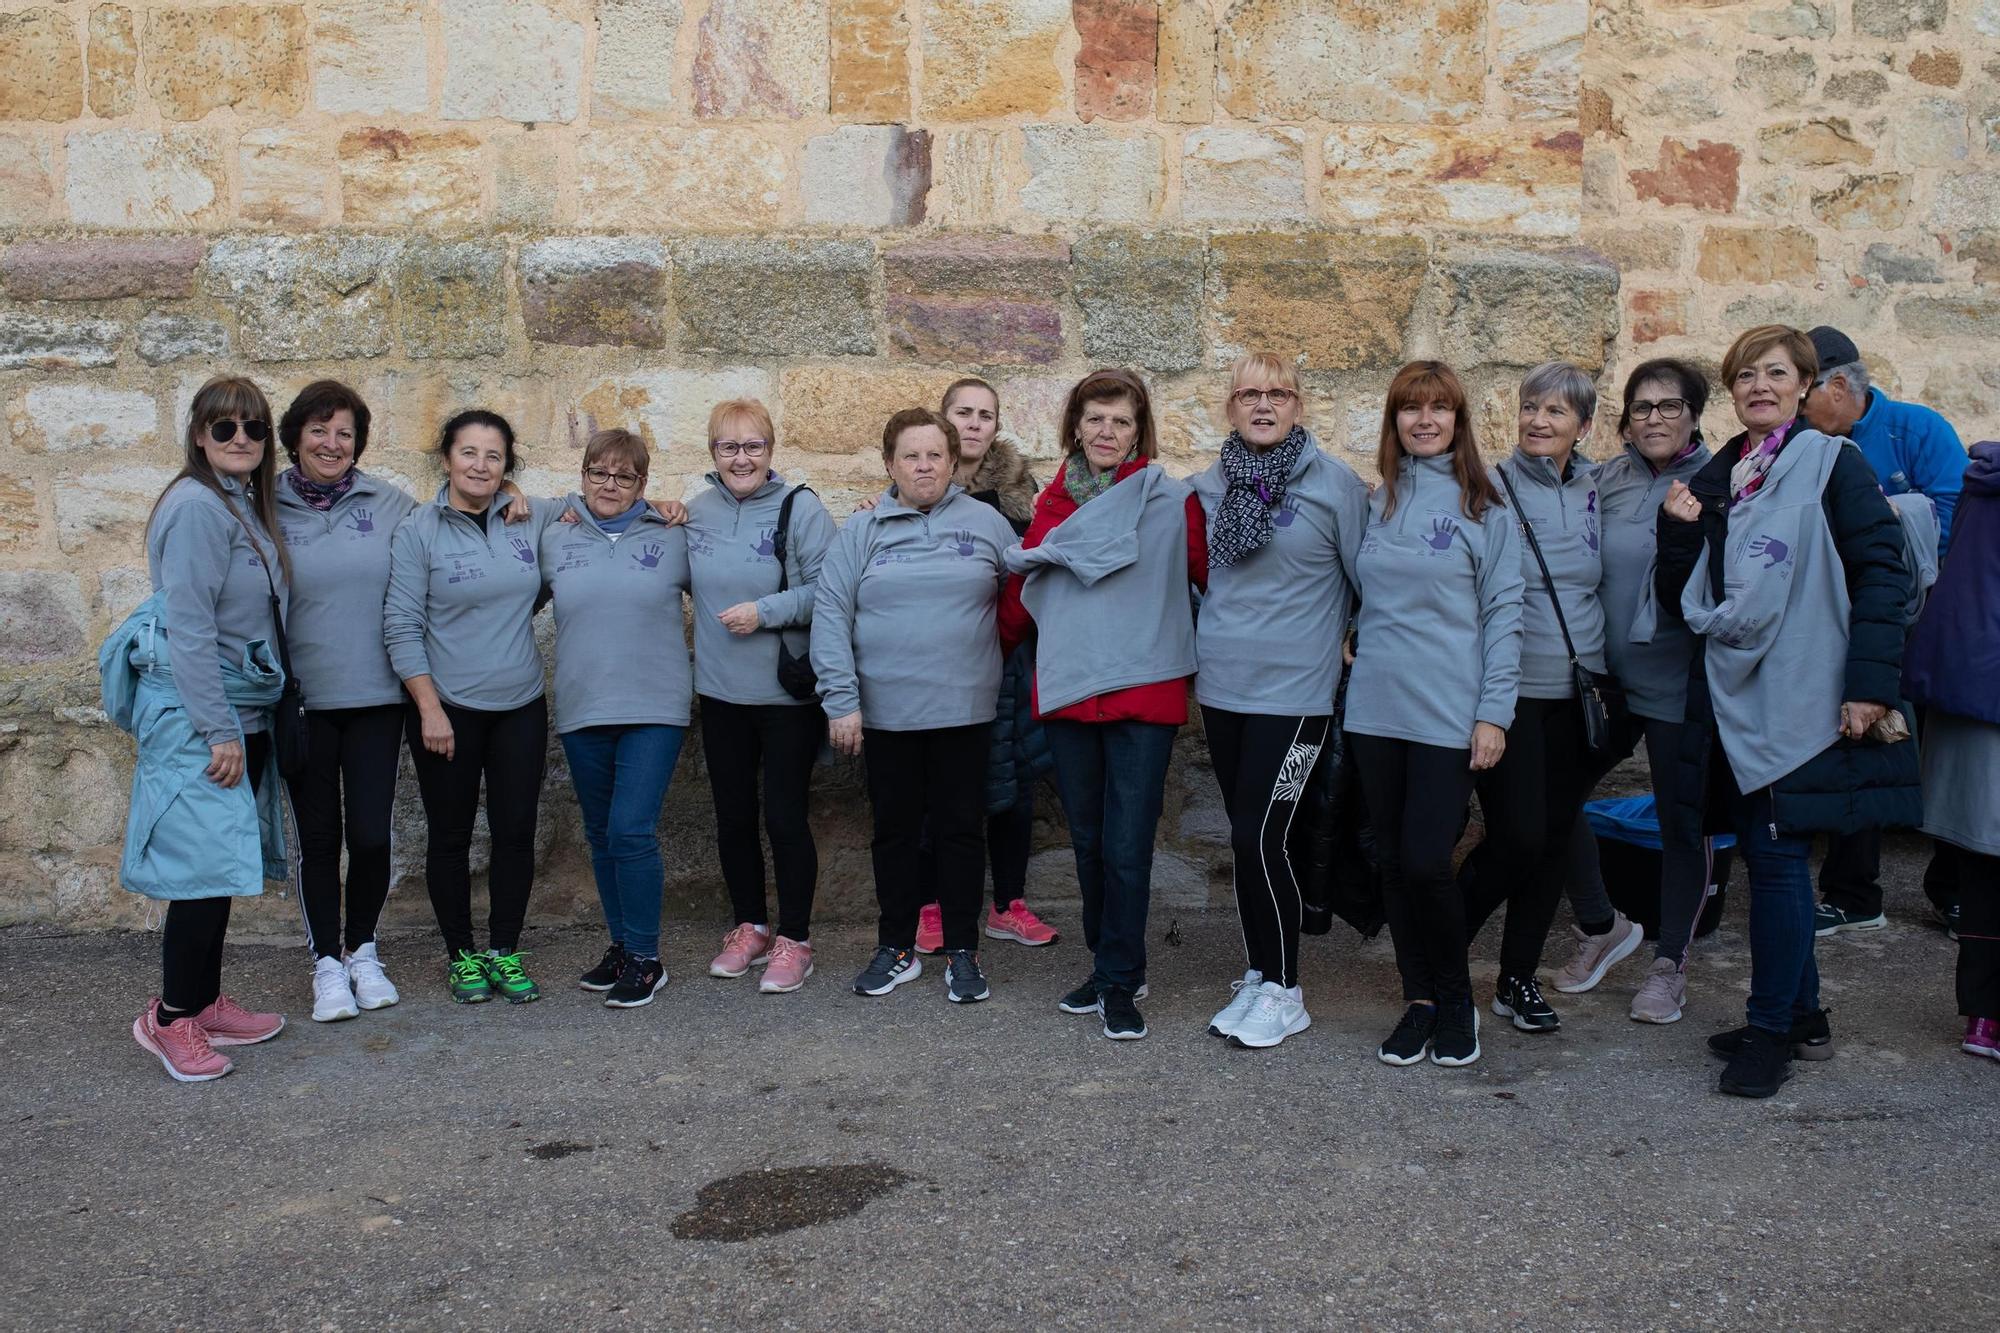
[1931,900,1961,941]
[1377,1003,1438,1066]
[944,949,991,1004]
[1493,975,1560,1033]
[579,944,625,992]
[852,946,923,996]
[1431,1003,1481,1066]
[1717,1025,1793,1098]
[1100,986,1147,1040]
[604,955,667,1008]
[1708,1007,1834,1062]
[1057,976,1149,1015]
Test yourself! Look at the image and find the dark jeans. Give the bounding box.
[863,724,990,952]
[406,696,547,959]
[1347,732,1476,1006]
[1044,719,1177,990]
[1819,828,1883,918]
[1734,788,1821,1034]
[161,732,271,1014]
[560,723,686,960]
[287,704,403,959]
[1957,849,1999,1020]
[699,696,820,941]
[1203,707,1332,990]
[921,790,1036,911]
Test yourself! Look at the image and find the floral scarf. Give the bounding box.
[1729,423,1791,503]
[1209,425,1309,568]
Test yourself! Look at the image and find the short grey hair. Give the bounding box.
[1519,361,1597,424]
[1820,359,1870,396]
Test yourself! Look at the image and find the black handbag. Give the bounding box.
[231,496,309,778]
[770,486,819,702]
[1497,470,1630,760]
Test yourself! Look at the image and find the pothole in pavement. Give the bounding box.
[671,1163,912,1242]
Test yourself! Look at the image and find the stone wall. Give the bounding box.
[0,1,1991,931]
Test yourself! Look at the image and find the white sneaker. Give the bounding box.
[311,955,360,1022]
[1207,968,1264,1038]
[1226,981,1312,1050]
[345,942,400,1011]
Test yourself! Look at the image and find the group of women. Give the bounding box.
[111,329,1995,1097]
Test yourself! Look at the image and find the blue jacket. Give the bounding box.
[1904,442,2000,726]
[101,591,290,900]
[1848,389,1967,554]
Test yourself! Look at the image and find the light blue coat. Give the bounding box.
[101,590,290,900]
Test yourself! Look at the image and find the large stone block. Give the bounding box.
[1695,226,1818,283]
[1854,0,1945,38]
[1020,126,1163,223]
[930,130,1010,225]
[0,572,88,666]
[593,0,681,120]
[0,731,131,854]
[1811,174,1911,230]
[1734,49,1815,107]
[1896,293,2000,339]
[0,135,53,224]
[1157,0,1216,123]
[441,0,584,123]
[778,366,962,455]
[239,128,330,226]
[1181,127,1305,223]
[64,130,228,228]
[10,385,160,454]
[921,0,1067,120]
[1207,232,1427,371]
[673,238,876,357]
[0,314,121,371]
[802,125,931,227]
[1431,248,1620,370]
[1930,172,2000,231]
[883,234,1066,365]
[692,0,828,119]
[87,5,139,117]
[136,313,229,365]
[1216,0,1483,124]
[1628,138,1740,212]
[1890,96,1970,168]
[1493,0,1585,121]
[1628,289,1688,344]
[203,235,399,361]
[313,0,428,115]
[1075,0,1157,124]
[394,241,509,360]
[0,9,82,121]
[830,0,909,120]
[53,466,177,554]
[520,237,669,348]
[495,132,559,226]
[1071,231,1205,372]
[1323,126,1581,238]
[142,6,308,122]
[575,130,787,229]
[572,366,778,468]
[0,238,204,301]
[338,128,486,227]
[1759,118,1872,167]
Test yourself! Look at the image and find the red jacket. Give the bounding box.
[998,460,1209,725]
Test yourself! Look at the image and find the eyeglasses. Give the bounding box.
[714,439,770,459]
[1628,399,1688,421]
[208,418,270,443]
[584,466,644,490]
[1231,388,1297,408]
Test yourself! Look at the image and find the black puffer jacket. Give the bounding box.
[966,437,1052,814]
[1653,420,1920,840]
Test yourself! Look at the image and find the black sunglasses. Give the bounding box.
[208,418,270,444]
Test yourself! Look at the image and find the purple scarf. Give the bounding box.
[286,464,357,512]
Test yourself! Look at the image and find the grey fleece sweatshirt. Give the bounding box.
[1596,441,1709,722]
[685,472,836,707]
[273,469,419,711]
[812,484,1016,731]
[540,496,692,732]
[1189,438,1370,715]
[383,487,558,711]
[1496,449,1607,699]
[146,475,286,746]
[1345,454,1526,748]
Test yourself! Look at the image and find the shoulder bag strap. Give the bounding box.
[771,485,815,594]
[224,488,297,681]
[1496,468,1581,668]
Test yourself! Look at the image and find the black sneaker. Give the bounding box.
[1717,1025,1793,1098]
[1708,1007,1834,1062]
[1932,900,1961,941]
[1431,1003,1481,1066]
[1100,985,1147,1040]
[944,949,991,1004]
[1057,976,1150,1015]
[1493,974,1560,1033]
[1377,1003,1438,1066]
[579,944,625,992]
[604,955,667,1008]
[852,946,923,997]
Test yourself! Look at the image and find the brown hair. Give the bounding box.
[1061,368,1158,462]
[1375,360,1501,523]
[151,375,291,581]
[279,380,372,463]
[1721,324,1819,389]
[940,377,1000,417]
[707,397,776,448]
[582,428,649,480]
[880,407,960,464]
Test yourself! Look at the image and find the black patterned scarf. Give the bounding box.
[1209,426,1308,568]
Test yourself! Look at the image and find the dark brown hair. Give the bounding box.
[1375,360,1501,523]
[1061,368,1158,462]
[150,375,291,580]
[278,380,372,463]
[437,408,519,473]
[1618,358,1711,438]
[880,407,960,464]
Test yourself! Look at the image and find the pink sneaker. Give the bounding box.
[986,899,1059,947]
[915,903,944,955]
[708,923,773,978]
[133,1003,233,1082]
[759,936,815,993]
[192,994,286,1046]
[1964,1017,2000,1061]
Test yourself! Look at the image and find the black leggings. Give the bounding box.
[699,696,822,942]
[1347,731,1476,1006]
[1959,849,2000,1021]
[287,704,403,959]
[920,790,1035,912]
[406,696,547,959]
[864,724,991,953]
[160,732,271,1015]
[1204,707,1332,990]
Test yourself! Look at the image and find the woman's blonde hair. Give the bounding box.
[707,398,776,448]
[1228,352,1303,399]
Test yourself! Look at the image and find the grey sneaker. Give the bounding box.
[1207,968,1264,1038]
[1629,957,1686,1024]
[1552,914,1645,994]
[852,946,923,997]
[944,949,990,1004]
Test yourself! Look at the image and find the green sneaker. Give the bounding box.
[448,950,492,1004]
[481,949,542,1004]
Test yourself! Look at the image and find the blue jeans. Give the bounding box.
[560,724,686,959]
[1733,790,1821,1034]
[1044,719,1177,990]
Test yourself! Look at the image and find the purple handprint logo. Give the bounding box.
[1747,534,1790,569]
[632,542,664,569]
[753,527,776,559]
[1273,500,1298,529]
[348,508,375,535]
[509,535,536,566]
[1423,517,1459,552]
[951,529,975,557]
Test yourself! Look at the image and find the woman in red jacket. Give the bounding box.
[999,368,1207,1040]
